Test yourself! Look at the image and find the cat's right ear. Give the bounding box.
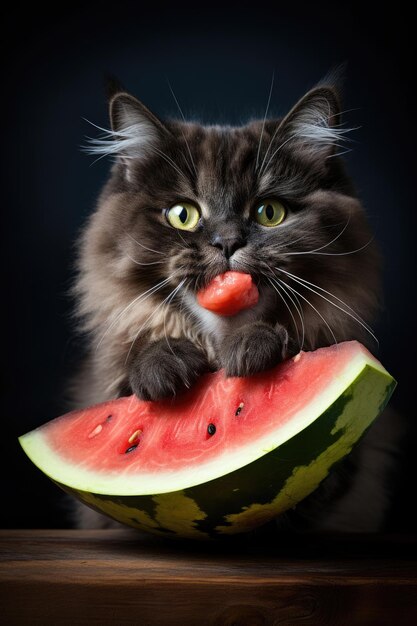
[275,84,344,161]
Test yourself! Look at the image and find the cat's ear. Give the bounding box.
[110,92,166,137]
[277,85,344,160]
[85,90,168,163]
[108,91,168,159]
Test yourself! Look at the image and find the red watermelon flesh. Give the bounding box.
[197,271,259,315]
[19,340,396,537]
[27,341,373,482]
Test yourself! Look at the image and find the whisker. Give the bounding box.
[299,211,352,254]
[270,275,306,350]
[178,281,192,322]
[265,219,352,253]
[279,279,339,347]
[326,147,353,160]
[125,278,186,365]
[275,267,379,345]
[175,227,192,249]
[259,134,294,177]
[231,257,261,275]
[166,79,198,177]
[255,71,275,171]
[151,145,190,182]
[267,277,301,349]
[163,278,188,357]
[275,266,374,332]
[283,237,374,257]
[126,252,165,266]
[96,273,177,351]
[126,233,165,256]
[178,284,201,338]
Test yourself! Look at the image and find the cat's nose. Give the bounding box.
[210,234,246,259]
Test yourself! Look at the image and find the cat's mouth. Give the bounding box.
[195,270,259,317]
[197,258,258,290]
[183,289,265,332]
[177,258,281,328]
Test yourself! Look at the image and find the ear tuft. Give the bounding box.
[279,85,352,159]
[84,92,167,161]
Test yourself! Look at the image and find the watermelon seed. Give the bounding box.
[106,414,112,421]
[88,424,103,439]
[128,429,142,444]
[235,402,244,416]
[207,423,216,436]
[125,444,138,454]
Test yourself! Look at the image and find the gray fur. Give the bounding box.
[71,81,401,531]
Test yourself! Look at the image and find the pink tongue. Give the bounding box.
[197,271,259,316]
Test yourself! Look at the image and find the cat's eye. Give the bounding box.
[166,203,200,231]
[254,199,286,227]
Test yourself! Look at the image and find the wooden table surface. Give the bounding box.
[1,529,416,625]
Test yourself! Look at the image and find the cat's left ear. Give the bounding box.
[86,90,169,164]
[108,91,169,159]
[277,85,342,160]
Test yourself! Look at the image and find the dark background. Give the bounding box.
[3,3,416,529]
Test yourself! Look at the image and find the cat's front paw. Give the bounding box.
[219,322,288,377]
[129,338,208,401]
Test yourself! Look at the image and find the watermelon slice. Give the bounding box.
[197,271,259,316]
[19,341,395,539]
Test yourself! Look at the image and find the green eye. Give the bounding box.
[254,199,286,227]
[166,203,200,230]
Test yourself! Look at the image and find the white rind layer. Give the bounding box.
[19,347,388,496]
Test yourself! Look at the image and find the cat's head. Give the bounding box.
[78,81,380,351]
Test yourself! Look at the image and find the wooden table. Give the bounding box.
[1,529,416,625]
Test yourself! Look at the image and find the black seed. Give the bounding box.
[125,444,138,454]
[235,402,244,416]
[106,415,112,421]
[207,423,216,436]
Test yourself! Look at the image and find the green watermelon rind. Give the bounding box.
[21,355,395,539]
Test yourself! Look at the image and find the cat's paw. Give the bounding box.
[219,322,289,377]
[129,338,208,401]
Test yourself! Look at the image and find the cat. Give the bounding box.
[71,78,404,531]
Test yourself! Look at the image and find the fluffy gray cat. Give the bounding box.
[71,79,403,531]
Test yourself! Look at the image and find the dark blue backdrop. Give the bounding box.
[3,3,415,528]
